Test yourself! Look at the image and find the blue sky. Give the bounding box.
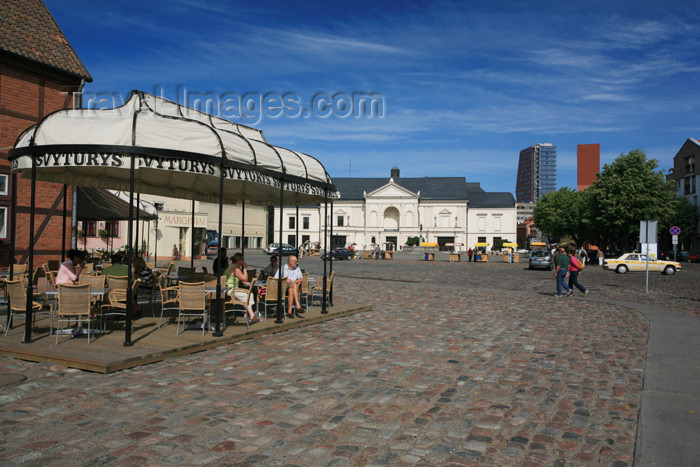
[45,0,700,194]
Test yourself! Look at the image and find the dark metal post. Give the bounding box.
[23,157,38,343]
[124,154,135,347]
[190,199,196,269]
[295,205,299,253]
[329,200,334,306]
[321,189,328,314]
[154,217,158,266]
[7,173,18,328]
[275,180,285,323]
[62,184,67,260]
[241,200,245,256]
[135,192,141,258]
[213,164,225,337]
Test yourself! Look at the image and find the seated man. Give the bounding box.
[101,253,129,278]
[212,247,228,275]
[274,255,304,318]
[259,255,279,280]
[102,252,141,316]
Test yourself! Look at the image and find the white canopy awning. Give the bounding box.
[9,91,339,205]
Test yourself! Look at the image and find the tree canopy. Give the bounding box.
[533,149,695,251]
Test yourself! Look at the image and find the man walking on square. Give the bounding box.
[554,246,572,297]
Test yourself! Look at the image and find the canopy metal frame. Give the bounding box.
[9,90,337,345]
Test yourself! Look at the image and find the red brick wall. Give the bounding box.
[0,59,81,265]
[577,144,600,191]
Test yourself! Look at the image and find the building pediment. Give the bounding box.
[365,180,418,199]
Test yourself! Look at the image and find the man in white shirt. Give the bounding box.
[274,255,304,318]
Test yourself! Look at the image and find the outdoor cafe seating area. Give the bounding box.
[0,260,365,373]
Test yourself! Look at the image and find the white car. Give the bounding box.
[603,253,682,275]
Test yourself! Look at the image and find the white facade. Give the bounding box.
[273,176,517,251]
[137,195,267,260]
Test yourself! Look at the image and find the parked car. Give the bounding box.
[264,243,298,256]
[321,247,354,260]
[687,252,699,263]
[603,253,682,275]
[528,250,554,270]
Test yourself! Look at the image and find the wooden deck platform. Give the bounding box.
[0,301,371,373]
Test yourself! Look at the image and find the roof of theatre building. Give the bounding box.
[0,0,92,81]
[332,173,515,207]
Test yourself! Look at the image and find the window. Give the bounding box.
[478,236,486,243]
[685,155,695,174]
[105,221,120,237]
[288,217,295,229]
[0,206,6,238]
[337,215,344,227]
[85,221,97,237]
[0,175,7,196]
[303,216,309,229]
[288,235,296,246]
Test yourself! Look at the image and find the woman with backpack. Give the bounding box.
[567,249,588,295]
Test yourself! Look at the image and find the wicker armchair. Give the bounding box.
[4,279,53,337]
[176,281,207,335]
[55,284,95,344]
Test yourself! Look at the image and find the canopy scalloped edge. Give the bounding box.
[9,90,339,205]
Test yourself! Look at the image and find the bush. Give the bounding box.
[405,236,420,247]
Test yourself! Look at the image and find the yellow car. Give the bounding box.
[603,253,682,275]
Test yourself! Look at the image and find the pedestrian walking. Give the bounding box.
[554,246,572,297]
[579,247,587,266]
[596,249,604,267]
[567,249,587,295]
[468,247,473,262]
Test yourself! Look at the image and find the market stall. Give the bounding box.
[503,242,519,263]
[445,243,464,262]
[420,242,438,261]
[474,242,489,262]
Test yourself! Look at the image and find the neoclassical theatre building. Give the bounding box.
[274,167,517,251]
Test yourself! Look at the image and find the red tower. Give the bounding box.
[577,144,600,191]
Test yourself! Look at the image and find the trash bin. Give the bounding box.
[424,253,429,260]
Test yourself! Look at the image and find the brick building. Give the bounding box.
[0,0,92,264]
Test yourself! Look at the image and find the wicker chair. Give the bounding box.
[262,277,285,320]
[55,284,95,344]
[4,279,53,336]
[176,281,207,335]
[100,279,141,330]
[157,275,179,329]
[79,273,106,312]
[310,271,335,307]
[300,272,311,309]
[224,280,257,330]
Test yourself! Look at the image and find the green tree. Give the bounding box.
[533,188,587,245]
[658,196,699,250]
[586,149,675,250]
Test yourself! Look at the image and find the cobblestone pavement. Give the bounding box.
[1,254,696,466]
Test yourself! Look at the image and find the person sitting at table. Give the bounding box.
[274,255,305,318]
[55,249,86,285]
[212,247,228,275]
[224,253,259,324]
[132,257,153,285]
[101,252,129,278]
[259,255,279,280]
[102,252,142,316]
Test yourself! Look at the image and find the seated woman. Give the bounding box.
[55,249,86,285]
[224,253,260,324]
[133,257,153,285]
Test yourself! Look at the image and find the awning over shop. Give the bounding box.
[9,90,338,205]
[77,187,157,221]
